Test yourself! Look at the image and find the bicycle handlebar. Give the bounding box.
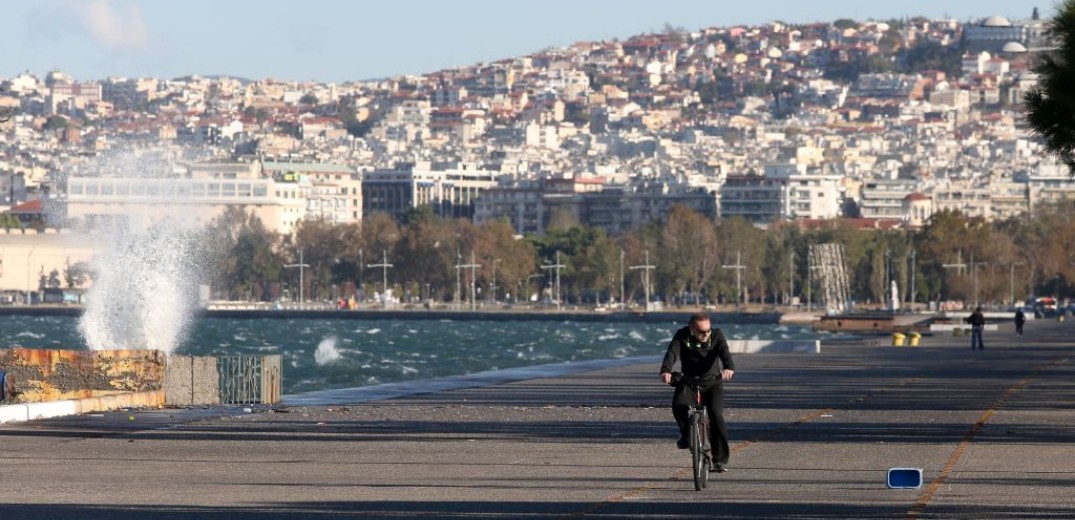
[667,371,718,388]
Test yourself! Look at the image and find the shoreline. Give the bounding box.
[0,303,787,324]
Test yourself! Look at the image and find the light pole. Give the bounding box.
[629,251,655,312]
[283,250,309,303]
[722,250,745,312]
[490,258,500,303]
[367,249,393,306]
[1007,261,1023,307]
[619,248,625,307]
[541,251,566,311]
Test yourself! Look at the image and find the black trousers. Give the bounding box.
[672,381,730,466]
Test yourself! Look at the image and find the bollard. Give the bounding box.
[908,332,921,347]
[892,332,906,346]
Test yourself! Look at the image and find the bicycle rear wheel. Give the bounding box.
[690,412,704,491]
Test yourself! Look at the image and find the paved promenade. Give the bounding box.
[0,319,1072,519]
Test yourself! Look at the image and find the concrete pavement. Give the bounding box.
[0,319,1072,519]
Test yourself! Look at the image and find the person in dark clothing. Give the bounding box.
[965,306,986,350]
[1014,308,1026,336]
[659,312,736,472]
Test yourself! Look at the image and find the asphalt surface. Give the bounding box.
[0,319,1072,519]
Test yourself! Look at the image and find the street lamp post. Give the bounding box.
[629,251,655,312]
[490,258,500,303]
[283,250,310,303]
[367,249,394,307]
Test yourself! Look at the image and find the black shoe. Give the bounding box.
[711,465,728,473]
[676,436,689,449]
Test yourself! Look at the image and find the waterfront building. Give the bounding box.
[65,162,307,234]
[362,161,498,220]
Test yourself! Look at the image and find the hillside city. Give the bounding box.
[0,10,1067,301]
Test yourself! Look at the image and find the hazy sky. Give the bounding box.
[3,0,1046,83]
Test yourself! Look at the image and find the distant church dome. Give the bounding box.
[982,16,1012,27]
[1001,41,1027,53]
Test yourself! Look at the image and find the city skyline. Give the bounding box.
[5,0,1044,84]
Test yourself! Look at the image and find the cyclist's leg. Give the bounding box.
[705,383,730,467]
[671,386,692,440]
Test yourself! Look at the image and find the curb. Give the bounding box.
[0,390,165,424]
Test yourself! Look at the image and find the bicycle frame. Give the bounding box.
[670,372,715,490]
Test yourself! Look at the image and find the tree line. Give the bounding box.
[199,201,1075,309]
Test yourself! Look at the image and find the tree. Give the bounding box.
[833,19,858,30]
[43,115,69,131]
[299,93,319,105]
[1024,0,1075,175]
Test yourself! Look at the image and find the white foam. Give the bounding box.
[314,336,342,365]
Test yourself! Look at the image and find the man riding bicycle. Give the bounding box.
[659,312,736,472]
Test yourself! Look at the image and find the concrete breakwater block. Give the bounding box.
[0,348,165,403]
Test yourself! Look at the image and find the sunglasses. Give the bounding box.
[692,325,712,336]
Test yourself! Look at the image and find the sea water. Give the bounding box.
[0,315,824,394]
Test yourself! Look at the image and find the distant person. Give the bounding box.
[965,306,986,350]
[659,312,736,472]
[1014,308,1026,336]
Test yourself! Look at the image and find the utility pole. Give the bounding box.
[468,251,480,311]
[284,249,310,303]
[909,249,916,309]
[367,249,393,306]
[942,250,967,306]
[490,258,500,303]
[1010,261,1025,307]
[788,251,795,307]
[722,250,746,312]
[540,251,566,311]
[884,249,891,304]
[630,250,656,312]
[456,251,480,311]
[619,248,625,308]
[454,249,462,310]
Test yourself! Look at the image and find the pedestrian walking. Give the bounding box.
[965,306,986,350]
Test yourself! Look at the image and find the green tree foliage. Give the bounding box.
[201,203,1075,307]
[43,115,69,131]
[833,19,858,30]
[1025,0,1075,174]
[899,40,962,77]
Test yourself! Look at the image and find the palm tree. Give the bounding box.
[1024,0,1075,176]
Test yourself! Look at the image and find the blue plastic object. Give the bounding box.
[887,467,923,489]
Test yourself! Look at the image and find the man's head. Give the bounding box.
[689,312,712,340]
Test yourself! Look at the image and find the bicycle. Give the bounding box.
[669,372,716,491]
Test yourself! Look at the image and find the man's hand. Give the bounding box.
[660,372,672,384]
[721,369,735,381]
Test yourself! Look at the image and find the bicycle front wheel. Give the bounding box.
[690,412,705,491]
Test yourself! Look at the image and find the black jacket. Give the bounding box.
[659,325,735,380]
[965,311,985,328]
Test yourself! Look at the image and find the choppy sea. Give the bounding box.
[0,315,829,395]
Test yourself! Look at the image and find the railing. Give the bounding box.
[217,355,282,405]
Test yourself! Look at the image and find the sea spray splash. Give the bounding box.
[314,336,341,365]
[79,219,206,352]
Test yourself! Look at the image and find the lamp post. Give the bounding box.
[368,249,394,306]
[283,250,309,303]
[629,251,655,312]
[490,258,500,303]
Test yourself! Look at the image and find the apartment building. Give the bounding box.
[65,162,307,234]
[362,161,498,220]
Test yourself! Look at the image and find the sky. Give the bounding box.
[3,0,1047,84]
